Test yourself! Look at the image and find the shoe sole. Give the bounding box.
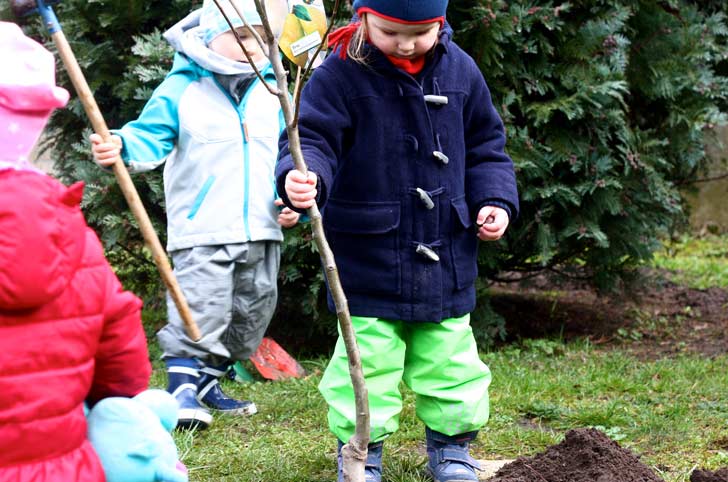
[427,467,478,482]
[213,402,258,416]
[177,407,213,430]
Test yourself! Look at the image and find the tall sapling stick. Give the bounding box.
[213,1,370,480]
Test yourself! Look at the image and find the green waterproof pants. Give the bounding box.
[319,314,490,443]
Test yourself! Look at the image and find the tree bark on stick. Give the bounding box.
[214,2,371,480]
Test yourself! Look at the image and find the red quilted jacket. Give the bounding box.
[0,170,151,482]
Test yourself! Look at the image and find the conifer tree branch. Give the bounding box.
[676,171,728,185]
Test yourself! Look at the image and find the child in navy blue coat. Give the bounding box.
[275,1,519,480]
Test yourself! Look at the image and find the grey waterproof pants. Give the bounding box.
[157,241,280,363]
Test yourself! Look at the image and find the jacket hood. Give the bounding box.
[164,8,270,76]
[0,170,86,310]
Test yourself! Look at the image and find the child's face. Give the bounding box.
[365,14,440,60]
[209,26,268,63]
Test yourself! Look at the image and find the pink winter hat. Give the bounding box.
[0,21,69,168]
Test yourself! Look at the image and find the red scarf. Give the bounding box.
[328,22,361,60]
[328,22,428,74]
[385,54,426,74]
[328,10,443,73]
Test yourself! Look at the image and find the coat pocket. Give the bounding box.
[450,196,478,290]
[324,199,401,295]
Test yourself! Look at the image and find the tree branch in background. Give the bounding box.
[676,171,728,186]
[292,0,342,127]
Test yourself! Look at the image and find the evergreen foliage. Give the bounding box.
[450,1,727,290]
[2,0,725,347]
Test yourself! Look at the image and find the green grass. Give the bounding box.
[143,235,728,481]
[651,234,728,289]
[147,342,728,482]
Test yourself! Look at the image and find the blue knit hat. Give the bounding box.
[200,0,263,45]
[352,0,448,23]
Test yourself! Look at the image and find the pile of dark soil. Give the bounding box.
[691,468,728,482]
[488,428,664,482]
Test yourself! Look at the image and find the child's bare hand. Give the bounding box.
[476,206,509,241]
[89,133,122,167]
[284,169,317,209]
[275,199,300,228]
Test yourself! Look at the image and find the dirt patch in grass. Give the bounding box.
[488,428,664,482]
[489,269,728,359]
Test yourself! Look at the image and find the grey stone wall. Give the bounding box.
[687,126,728,233]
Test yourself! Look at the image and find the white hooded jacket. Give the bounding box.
[115,9,284,251]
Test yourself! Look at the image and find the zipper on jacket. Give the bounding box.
[213,73,272,241]
[241,113,251,240]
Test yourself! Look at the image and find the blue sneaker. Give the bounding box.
[337,440,383,482]
[165,358,212,430]
[425,428,481,482]
[197,363,257,415]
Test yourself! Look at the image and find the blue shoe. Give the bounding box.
[165,358,212,430]
[337,440,383,482]
[425,428,481,482]
[197,363,257,415]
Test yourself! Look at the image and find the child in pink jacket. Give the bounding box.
[0,21,152,481]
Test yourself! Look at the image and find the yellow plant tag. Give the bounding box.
[278,0,328,67]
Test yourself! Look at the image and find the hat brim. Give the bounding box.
[0,84,69,113]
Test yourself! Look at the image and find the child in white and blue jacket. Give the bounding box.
[276,0,519,480]
[91,0,296,430]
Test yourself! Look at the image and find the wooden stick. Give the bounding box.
[250,1,370,480]
[51,29,201,341]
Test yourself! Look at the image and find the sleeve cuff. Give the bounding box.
[479,200,513,221]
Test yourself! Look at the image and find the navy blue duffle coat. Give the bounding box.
[276,28,519,323]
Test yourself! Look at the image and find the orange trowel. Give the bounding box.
[234,337,307,381]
